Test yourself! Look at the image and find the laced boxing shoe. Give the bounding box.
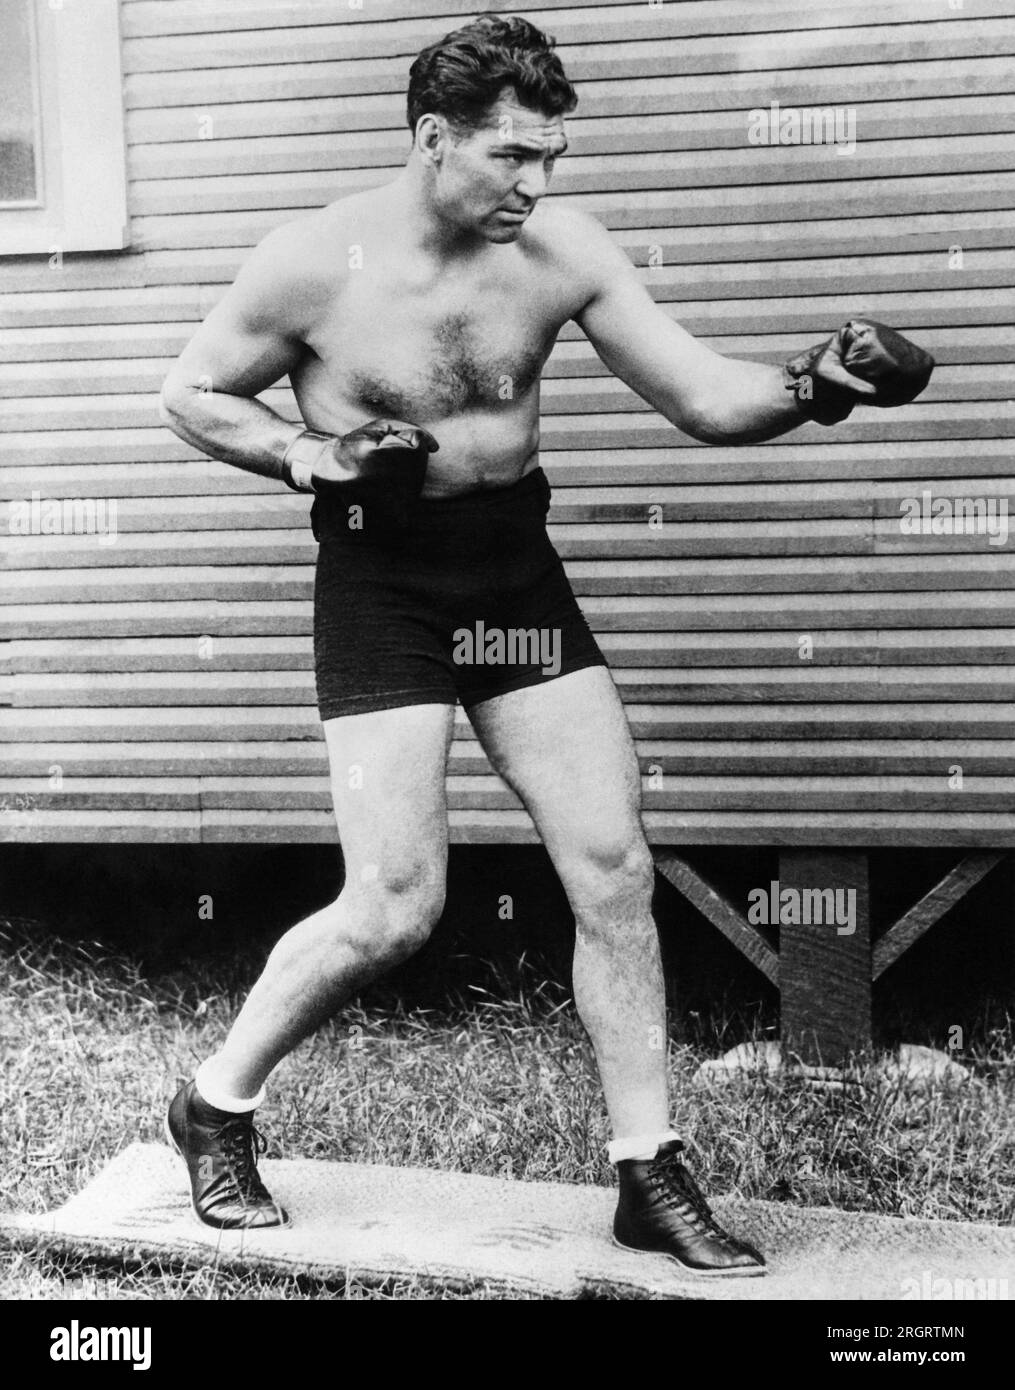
[166,1080,289,1229]
[612,1139,766,1276]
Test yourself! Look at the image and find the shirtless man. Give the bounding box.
[159,15,932,1276]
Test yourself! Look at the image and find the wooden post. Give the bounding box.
[778,850,871,1067]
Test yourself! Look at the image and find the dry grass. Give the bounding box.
[1,917,1012,1299]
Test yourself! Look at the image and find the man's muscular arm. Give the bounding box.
[159,222,321,479]
[566,211,932,445]
[566,211,804,445]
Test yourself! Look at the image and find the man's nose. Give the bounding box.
[515,167,549,202]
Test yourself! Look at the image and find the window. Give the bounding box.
[0,0,128,255]
[0,0,43,207]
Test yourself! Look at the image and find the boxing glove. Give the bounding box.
[280,417,439,495]
[783,320,935,425]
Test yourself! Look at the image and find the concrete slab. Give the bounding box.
[2,1143,1013,1300]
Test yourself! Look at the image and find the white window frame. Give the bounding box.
[0,0,128,255]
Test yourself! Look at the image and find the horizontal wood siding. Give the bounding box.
[2,0,1013,845]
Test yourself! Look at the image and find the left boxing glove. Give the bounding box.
[784,320,935,425]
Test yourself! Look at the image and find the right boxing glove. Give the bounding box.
[280,417,439,495]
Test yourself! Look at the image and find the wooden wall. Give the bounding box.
[2,0,1013,846]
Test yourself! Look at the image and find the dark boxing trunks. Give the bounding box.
[311,466,607,720]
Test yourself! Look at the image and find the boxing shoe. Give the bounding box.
[166,1080,289,1230]
[612,1140,766,1276]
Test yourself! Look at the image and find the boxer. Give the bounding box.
[160,14,932,1275]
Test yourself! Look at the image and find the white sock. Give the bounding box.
[607,1129,683,1164]
[193,1058,265,1113]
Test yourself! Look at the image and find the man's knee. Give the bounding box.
[565,836,656,921]
[332,859,446,964]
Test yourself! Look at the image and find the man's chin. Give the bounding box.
[483,221,525,243]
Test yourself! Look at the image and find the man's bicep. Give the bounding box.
[171,298,305,399]
[579,278,719,414]
[574,234,722,419]
[166,231,310,398]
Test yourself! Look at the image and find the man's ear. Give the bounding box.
[415,113,444,165]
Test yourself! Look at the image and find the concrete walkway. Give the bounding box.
[3,1143,1013,1300]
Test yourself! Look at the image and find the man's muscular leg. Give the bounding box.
[468,667,667,1139]
[206,703,455,1098]
[468,667,765,1274]
[168,702,455,1227]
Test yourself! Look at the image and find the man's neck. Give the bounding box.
[384,164,487,262]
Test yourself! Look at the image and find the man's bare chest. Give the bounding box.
[307,265,566,417]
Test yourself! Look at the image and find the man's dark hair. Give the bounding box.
[407,15,578,136]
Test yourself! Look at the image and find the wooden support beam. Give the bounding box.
[653,850,778,985]
[872,851,1006,980]
[779,850,871,1067]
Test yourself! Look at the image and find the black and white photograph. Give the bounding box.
[1,0,1013,1342]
